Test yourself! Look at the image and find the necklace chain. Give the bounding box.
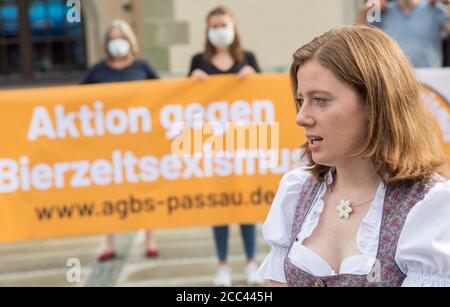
[349,198,375,208]
[330,182,374,208]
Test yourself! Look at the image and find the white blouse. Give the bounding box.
[258,167,450,287]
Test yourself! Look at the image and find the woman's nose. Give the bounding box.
[295,106,314,127]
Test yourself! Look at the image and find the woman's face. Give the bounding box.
[106,27,131,59]
[207,14,235,49]
[109,27,126,40]
[295,59,368,167]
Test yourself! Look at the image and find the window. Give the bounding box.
[0,0,87,84]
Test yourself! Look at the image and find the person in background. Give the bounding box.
[188,6,264,287]
[356,0,450,68]
[81,19,159,261]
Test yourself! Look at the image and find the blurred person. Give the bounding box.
[81,20,159,84]
[187,6,263,287]
[81,19,159,261]
[356,0,450,68]
[258,25,450,287]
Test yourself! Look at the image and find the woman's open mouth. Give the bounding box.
[307,135,324,151]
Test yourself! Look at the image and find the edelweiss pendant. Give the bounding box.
[336,200,353,220]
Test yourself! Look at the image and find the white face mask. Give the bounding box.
[208,26,235,49]
[107,38,131,58]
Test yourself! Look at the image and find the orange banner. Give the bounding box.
[0,75,301,243]
[0,73,448,244]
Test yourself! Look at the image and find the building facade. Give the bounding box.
[0,0,386,86]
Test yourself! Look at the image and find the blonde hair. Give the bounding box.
[290,25,449,183]
[103,19,139,59]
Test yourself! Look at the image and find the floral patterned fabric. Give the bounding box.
[284,175,443,287]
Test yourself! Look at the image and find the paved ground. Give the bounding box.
[0,226,270,287]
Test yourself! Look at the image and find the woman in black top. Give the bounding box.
[188,51,260,77]
[81,19,160,261]
[188,7,260,79]
[188,6,263,287]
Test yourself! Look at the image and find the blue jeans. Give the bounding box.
[213,224,256,262]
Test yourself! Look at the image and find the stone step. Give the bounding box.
[0,268,91,287]
[0,226,270,287]
[117,254,268,287]
[0,251,98,274]
[0,236,103,256]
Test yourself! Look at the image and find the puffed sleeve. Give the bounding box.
[257,167,310,283]
[395,180,450,287]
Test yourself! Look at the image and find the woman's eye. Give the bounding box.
[313,97,329,105]
[296,97,304,107]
